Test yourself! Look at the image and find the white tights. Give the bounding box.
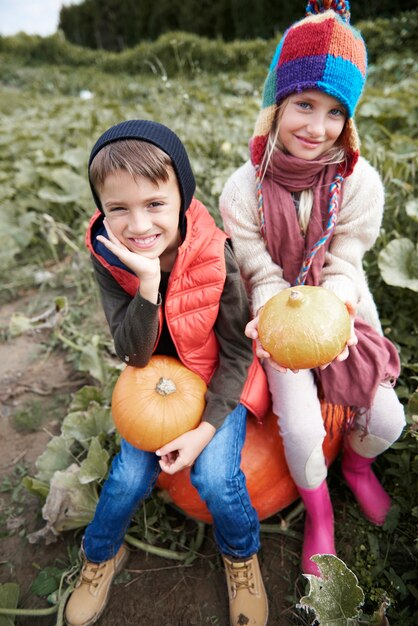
[264,361,406,489]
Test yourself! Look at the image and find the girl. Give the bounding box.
[220,0,405,577]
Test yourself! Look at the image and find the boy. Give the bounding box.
[65,120,269,626]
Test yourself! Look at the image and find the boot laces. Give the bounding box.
[79,561,106,589]
[227,559,256,596]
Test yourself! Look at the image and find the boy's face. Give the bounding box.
[99,168,182,270]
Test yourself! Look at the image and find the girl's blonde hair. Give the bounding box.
[259,99,347,234]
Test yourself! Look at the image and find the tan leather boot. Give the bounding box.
[65,544,128,626]
[222,554,268,626]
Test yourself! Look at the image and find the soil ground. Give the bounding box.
[0,290,310,626]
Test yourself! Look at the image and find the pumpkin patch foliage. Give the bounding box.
[0,17,417,626]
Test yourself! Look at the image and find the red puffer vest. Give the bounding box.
[86,198,270,420]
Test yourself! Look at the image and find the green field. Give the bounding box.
[0,21,417,625]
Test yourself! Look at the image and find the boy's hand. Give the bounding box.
[97,219,161,303]
[97,219,161,282]
[320,301,358,369]
[156,422,216,475]
[245,315,296,374]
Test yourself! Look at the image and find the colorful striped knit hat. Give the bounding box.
[250,0,368,285]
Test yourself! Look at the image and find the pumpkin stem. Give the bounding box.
[288,289,304,307]
[156,377,177,396]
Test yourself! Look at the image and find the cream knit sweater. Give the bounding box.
[220,156,384,333]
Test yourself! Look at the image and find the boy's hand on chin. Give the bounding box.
[97,218,161,283]
[156,422,216,475]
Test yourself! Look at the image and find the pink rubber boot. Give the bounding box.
[298,481,336,577]
[341,444,391,525]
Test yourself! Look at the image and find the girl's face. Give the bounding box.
[100,168,181,271]
[278,90,346,161]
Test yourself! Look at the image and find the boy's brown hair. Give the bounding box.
[87,120,196,221]
[89,139,173,195]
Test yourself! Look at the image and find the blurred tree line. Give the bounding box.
[59,0,416,51]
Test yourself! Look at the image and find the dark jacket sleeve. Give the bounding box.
[91,255,160,366]
[200,241,254,429]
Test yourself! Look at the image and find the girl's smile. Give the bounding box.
[278,90,347,160]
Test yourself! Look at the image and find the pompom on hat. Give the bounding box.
[251,0,368,285]
[250,0,367,174]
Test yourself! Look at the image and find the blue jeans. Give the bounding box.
[83,403,260,562]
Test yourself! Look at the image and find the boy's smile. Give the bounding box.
[129,233,162,250]
[100,168,182,271]
[278,90,347,160]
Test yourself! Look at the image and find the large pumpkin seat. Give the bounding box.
[156,404,345,523]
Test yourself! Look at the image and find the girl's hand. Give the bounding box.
[245,315,295,374]
[320,300,358,369]
[156,422,216,475]
[97,218,161,284]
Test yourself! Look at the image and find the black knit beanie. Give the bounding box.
[88,120,196,219]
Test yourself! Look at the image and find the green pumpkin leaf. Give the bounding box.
[298,555,364,624]
[61,147,87,169]
[29,567,65,597]
[384,567,408,596]
[69,385,106,411]
[21,476,50,500]
[77,337,107,384]
[0,582,19,626]
[34,436,74,483]
[49,167,87,194]
[79,437,109,484]
[38,187,79,204]
[0,206,38,271]
[405,198,418,222]
[61,403,114,447]
[28,464,98,541]
[14,160,39,187]
[378,238,418,291]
